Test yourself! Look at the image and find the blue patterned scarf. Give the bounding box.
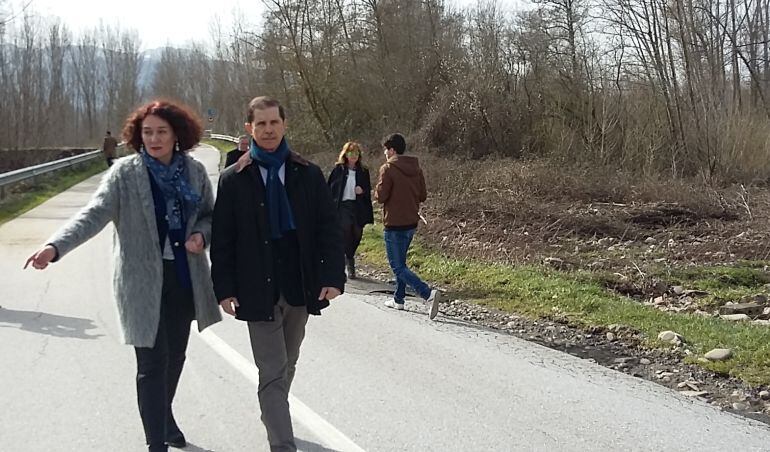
[250,138,296,239]
[142,150,201,230]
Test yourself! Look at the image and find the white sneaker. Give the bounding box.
[427,289,442,320]
[384,299,405,310]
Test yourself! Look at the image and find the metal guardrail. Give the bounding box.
[0,134,233,198]
[0,149,102,189]
[209,133,238,143]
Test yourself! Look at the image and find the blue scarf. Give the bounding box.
[142,150,201,230]
[250,138,296,239]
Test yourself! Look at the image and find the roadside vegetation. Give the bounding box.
[0,160,105,225]
[358,225,770,386]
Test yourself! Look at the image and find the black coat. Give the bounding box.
[327,164,375,227]
[224,149,245,167]
[210,152,346,321]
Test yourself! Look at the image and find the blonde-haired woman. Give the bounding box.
[327,141,374,279]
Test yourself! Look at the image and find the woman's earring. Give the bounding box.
[140,144,145,153]
[175,141,180,152]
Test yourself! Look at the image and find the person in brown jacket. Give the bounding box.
[102,130,119,167]
[374,132,442,319]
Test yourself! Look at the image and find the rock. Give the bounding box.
[753,320,770,326]
[640,358,652,365]
[544,257,566,269]
[704,348,733,361]
[673,285,685,295]
[658,330,683,344]
[720,302,763,316]
[760,390,770,400]
[606,332,616,341]
[732,402,750,411]
[719,314,752,322]
[644,237,657,244]
[680,391,709,398]
[677,381,701,391]
[654,296,666,305]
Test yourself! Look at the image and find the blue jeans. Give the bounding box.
[383,228,431,303]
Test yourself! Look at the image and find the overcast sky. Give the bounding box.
[8,0,516,50]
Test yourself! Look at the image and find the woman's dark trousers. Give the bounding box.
[339,201,363,276]
[134,261,195,452]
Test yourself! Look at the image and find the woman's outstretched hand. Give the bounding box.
[24,245,57,270]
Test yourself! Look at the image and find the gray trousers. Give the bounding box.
[248,297,309,452]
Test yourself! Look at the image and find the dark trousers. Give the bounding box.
[339,201,363,260]
[134,261,195,451]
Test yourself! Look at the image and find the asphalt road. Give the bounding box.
[2,145,769,451]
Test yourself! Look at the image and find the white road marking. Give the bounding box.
[196,328,366,452]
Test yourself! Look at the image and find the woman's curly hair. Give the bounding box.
[122,99,203,152]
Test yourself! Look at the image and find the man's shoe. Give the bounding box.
[384,299,404,310]
[427,289,442,320]
[165,430,186,448]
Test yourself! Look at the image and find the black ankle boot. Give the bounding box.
[165,426,186,448]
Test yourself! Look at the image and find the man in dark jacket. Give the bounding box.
[375,132,443,320]
[210,96,345,452]
[224,134,250,167]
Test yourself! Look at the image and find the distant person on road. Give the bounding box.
[375,132,443,319]
[102,130,119,166]
[210,96,345,452]
[224,134,250,167]
[327,141,374,279]
[25,99,222,452]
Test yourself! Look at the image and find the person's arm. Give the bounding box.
[187,160,214,252]
[327,165,339,186]
[313,166,345,294]
[49,167,119,259]
[361,167,375,225]
[361,167,373,196]
[374,164,391,204]
[418,167,427,203]
[26,167,119,269]
[210,172,238,304]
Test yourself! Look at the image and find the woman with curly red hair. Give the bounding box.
[25,99,222,452]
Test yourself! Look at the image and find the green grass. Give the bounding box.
[652,264,770,310]
[358,224,770,386]
[0,160,106,225]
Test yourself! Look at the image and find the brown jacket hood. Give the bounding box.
[386,155,422,177]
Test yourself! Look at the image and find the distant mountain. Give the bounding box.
[137,47,165,92]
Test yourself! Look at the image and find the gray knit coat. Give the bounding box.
[47,153,222,347]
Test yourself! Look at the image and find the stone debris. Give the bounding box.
[704,348,733,361]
